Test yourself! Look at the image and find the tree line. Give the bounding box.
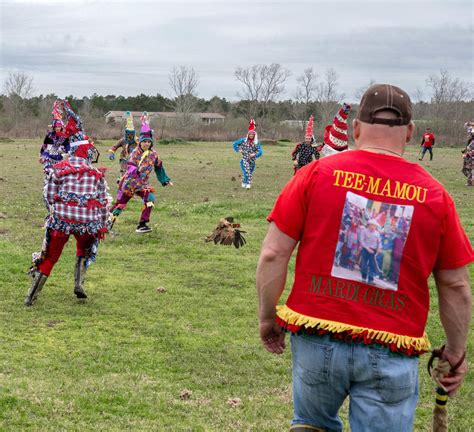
[1,66,472,145]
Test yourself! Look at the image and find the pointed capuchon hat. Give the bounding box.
[305,115,314,139]
[51,100,64,128]
[248,118,256,133]
[324,103,351,151]
[139,112,153,143]
[123,111,136,144]
[125,111,135,132]
[62,100,98,161]
[247,118,258,141]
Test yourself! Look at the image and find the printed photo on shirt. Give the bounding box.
[331,191,414,291]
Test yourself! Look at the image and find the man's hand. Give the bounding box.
[439,348,468,396]
[434,266,472,396]
[259,319,286,354]
[293,160,298,166]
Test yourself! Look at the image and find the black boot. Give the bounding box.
[74,256,88,299]
[24,271,48,306]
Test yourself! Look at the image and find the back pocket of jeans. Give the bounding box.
[292,335,334,386]
[368,351,418,404]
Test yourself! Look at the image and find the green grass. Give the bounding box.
[0,140,472,431]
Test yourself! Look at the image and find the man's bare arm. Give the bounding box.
[433,266,472,396]
[256,222,297,354]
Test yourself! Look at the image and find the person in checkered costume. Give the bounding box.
[233,118,263,189]
[25,101,112,306]
[111,112,172,233]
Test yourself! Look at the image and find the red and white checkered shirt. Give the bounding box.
[44,157,111,229]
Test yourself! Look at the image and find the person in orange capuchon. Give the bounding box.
[256,84,472,432]
[419,127,435,161]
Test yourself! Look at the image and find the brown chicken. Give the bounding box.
[205,217,246,248]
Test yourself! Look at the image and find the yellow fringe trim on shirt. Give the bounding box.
[277,304,431,353]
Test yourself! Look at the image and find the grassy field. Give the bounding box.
[0,140,472,431]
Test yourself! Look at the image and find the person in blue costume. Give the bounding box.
[233,118,263,189]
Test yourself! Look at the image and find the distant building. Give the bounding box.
[280,120,306,129]
[104,111,225,125]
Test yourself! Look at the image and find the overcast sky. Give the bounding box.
[0,0,472,102]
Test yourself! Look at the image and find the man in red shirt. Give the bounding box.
[257,84,472,431]
[419,127,435,161]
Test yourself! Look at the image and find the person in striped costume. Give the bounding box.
[320,103,351,157]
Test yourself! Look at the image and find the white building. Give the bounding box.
[104,111,225,125]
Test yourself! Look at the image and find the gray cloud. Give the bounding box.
[1,0,472,100]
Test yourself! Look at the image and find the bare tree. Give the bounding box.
[3,71,35,127]
[354,79,376,101]
[292,67,318,132]
[413,87,425,103]
[235,63,291,121]
[296,68,318,105]
[426,69,471,103]
[4,71,34,98]
[169,66,199,127]
[315,68,345,124]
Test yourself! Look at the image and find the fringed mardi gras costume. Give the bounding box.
[26,100,111,306]
[111,112,171,233]
[233,118,262,189]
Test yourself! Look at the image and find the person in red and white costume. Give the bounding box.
[25,100,112,306]
[419,127,435,161]
[320,103,351,157]
[257,84,472,432]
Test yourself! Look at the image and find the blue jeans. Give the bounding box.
[421,146,433,159]
[360,249,377,283]
[291,334,419,432]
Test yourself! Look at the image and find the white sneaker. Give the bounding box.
[241,182,246,188]
[246,184,251,189]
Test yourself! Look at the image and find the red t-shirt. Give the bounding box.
[268,150,473,355]
[422,132,435,147]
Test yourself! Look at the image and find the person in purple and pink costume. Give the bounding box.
[111,113,173,233]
